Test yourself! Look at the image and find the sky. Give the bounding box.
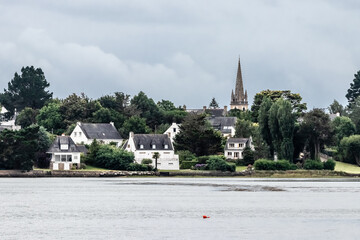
[0,0,359,110]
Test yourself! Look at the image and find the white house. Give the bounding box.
[47,136,81,170]
[70,122,123,147]
[163,122,181,142]
[124,132,180,170]
[0,107,21,132]
[207,116,237,138]
[224,137,253,160]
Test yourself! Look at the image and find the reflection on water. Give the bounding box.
[1,178,360,240]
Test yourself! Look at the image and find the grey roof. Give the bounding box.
[206,109,225,117]
[207,117,237,133]
[76,145,88,154]
[133,134,173,151]
[79,123,122,140]
[224,138,250,150]
[47,136,81,153]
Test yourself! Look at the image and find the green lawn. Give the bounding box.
[335,161,360,174]
[236,166,247,172]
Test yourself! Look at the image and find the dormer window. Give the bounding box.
[229,143,234,148]
[60,144,69,150]
[152,144,156,149]
[164,144,168,149]
[140,144,144,149]
[173,128,177,133]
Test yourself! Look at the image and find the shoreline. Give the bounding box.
[0,169,359,178]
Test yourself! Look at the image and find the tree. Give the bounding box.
[258,97,273,157]
[227,109,252,121]
[338,135,360,166]
[157,100,176,111]
[174,113,223,156]
[328,99,344,115]
[92,107,125,129]
[346,70,360,107]
[347,96,360,133]
[37,102,65,135]
[277,99,295,161]
[93,145,135,170]
[242,146,255,165]
[131,91,162,129]
[331,116,356,145]
[35,126,52,168]
[121,116,150,137]
[251,90,306,122]
[98,92,130,114]
[152,152,160,171]
[234,119,254,138]
[300,109,332,159]
[209,97,219,109]
[16,107,39,128]
[0,66,52,116]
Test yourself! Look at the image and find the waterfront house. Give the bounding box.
[224,137,253,160]
[70,122,123,147]
[47,135,81,170]
[124,132,179,170]
[163,122,181,142]
[207,116,237,138]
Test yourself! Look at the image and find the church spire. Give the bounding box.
[235,58,245,102]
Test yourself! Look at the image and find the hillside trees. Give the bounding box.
[0,66,52,117]
[346,70,360,107]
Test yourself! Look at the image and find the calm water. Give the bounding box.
[1,178,360,240]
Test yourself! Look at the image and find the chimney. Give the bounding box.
[110,121,114,127]
[224,106,228,115]
[77,122,81,126]
[129,131,134,139]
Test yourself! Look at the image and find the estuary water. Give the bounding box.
[1,178,360,240]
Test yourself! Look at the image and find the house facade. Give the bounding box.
[224,137,253,160]
[163,122,181,142]
[207,116,237,138]
[70,122,123,147]
[124,132,179,170]
[47,136,81,170]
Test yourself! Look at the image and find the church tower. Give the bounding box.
[230,58,248,110]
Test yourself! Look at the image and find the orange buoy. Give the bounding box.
[203,215,210,219]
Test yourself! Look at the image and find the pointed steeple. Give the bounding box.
[245,90,248,102]
[235,58,245,102]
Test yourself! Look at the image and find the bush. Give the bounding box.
[127,163,153,171]
[254,159,297,170]
[323,159,336,170]
[206,156,235,172]
[303,159,324,170]
[242,147,255,166]
[93,145,135,170]
[192,164,207,170]
[180,160,198,169]
[177,150,196,163]
[141,159,153,165]
[235,158,246,166]
[197,156,210,164]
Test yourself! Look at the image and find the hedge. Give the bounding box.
[180,160,198,169]
[254,159,297,171]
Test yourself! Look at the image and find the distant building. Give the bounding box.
[230,58,248,111]
[0,107,21,132]
[224,137,253,160]
[47,135,81,170]
[185,105,228,117]
[70,122,123,147]
[163,122,181,142]
[124,132,179,170]
[207,116,237,138]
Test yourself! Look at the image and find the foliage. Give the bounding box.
[85,139,100,165]
[16,107,39,128]
[209,97,219,109]
[174,113,223,156]
[346,70,360,107]
[338,135,360,166]
[157,99,176,111]
[92,145,135,170]
[234,119,254,138]
[0,125,40,171]
[331,116,356,145]
[303,159,324,170]
[121,116,150,137]
[242,146,255,165]
[328,100,344,116]
[180,160,198,169]
[0,66,52,116]
[127,163,153,171]
[141,159,153,164]
[251,90,307,122]
[258,97,273,157]
[92,107,125,129]
[131,91,162,129]
[197,156,210,164]
[323,159,336,170]
[206,155,235,172]
[98,92,130,113]
[253,159,296,171]
[152,152,160,170]
[192,163,207,170]
[227,109,252,121]
[300,109,333,159]
[177,150,196,162]
[347,96,360,134]
[37,102,65,134]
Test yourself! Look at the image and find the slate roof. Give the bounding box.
[47,136,81,153]
[206,109,226,117]
[224,138,250,150]
[79,123,122,140]
[207,117,237,133]
[132,134,173,151]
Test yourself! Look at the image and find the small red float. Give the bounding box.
[203,215,210,219]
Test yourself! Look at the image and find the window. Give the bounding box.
[227,152,232,156]
[234,152,239,158]
[229,143,234,148]
[61,155,66,162]
[60,144,69,150]
[173,128,177,133]
[74,132,77,137]
[164,152,170,154]
[79,132,82,137]
[55,155,60,162]
[140,145,144,149]
[152,144,156,149]
[164,145,168,149]
[140,152,146,154]
[240,144,244,148]
[127,144,130,148]
[169,163,173,165]
[157,163,161,165]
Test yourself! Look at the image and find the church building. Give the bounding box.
[230,59,248,111]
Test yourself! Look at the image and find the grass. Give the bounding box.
[334,161,360,174]
[236,166,247,172]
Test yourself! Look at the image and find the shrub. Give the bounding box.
[180,160,198,169]
[127,163,153,171]
[254,159,297,170]
[303,159,324,170]
[242,147,255,166]
[192,164,207,170]
[141,159,153,165]
[93,145,135,170]
[206,156,235,172]
[323,159,336,170]
[177,150,196,163]
[197,156,210,164]
[235,158,246,166]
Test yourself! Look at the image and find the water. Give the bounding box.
[1,178,360,240]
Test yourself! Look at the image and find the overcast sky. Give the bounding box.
[0,0,359,109]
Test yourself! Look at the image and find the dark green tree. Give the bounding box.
[92,107,125,129]
[121,116,150,137]
[131,91,162,129]
[328,99,344,115]
[16,107,39,128]
[0,66,52,116]
[174,113,223,156]
[98,92,130,113]
[234,119,254,138]
[37,102,65,135]
[338,135,360,165]
[242,146,255,165]
[157,99,176,111]
[152,152,160,171]
[277,99,295,161]
[258,97,273,157]
[347,96,360,134]
[209,97,219,109]
[331,116,356,145]
[346,70,360,107]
